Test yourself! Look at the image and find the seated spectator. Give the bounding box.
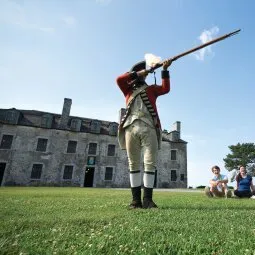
[205,165,232,198]
[234,166,255,199]
[229,163,255,182]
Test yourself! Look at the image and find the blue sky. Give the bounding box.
[1,0,255,187]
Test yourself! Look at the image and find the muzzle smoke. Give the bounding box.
[144,53,161,68]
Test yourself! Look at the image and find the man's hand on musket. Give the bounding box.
[162,59,172,70]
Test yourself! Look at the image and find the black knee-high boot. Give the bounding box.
[129,186,142,209]
[143,187,158,209]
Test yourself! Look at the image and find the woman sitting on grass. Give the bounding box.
[234,166,255,199]
[205,165,232,198]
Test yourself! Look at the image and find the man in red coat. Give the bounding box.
[116,59,172,209]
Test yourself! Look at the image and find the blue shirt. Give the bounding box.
[238,175,252,191]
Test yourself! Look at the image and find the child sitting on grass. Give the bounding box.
[205,165,232,198]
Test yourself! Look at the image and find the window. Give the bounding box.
[88,143,97,155]
[63,165,73,180]
[71,119,77,130]
[6,111,15,122]
[105,167,113,181]
[107,144,115,156]
[180,174,185,181]
[109,123,118,136]
[171,150,177,160]
[0,135,13,149]
[171,170,177,181]
[31,164,43,179]
[5,110,19,124]
[71,119,81,131]
[36,138,48,152]
[41,117,49,127]
[91,120,101,133]
[41,114,53,128]
[67,141,77,153]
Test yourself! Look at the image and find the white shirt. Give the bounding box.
[212,174,228,191]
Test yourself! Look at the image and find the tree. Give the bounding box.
[223,143,255,171]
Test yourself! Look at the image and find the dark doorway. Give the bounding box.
[154,170,157,188]
[0,163,6,186]
[84,167,95,187]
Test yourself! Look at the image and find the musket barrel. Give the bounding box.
[148,29,241,72]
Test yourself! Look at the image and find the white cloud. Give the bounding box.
[0,0,54,33]
[194,26,219,61]
[63,16,77,27]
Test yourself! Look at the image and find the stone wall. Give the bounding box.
[0,123,187,188]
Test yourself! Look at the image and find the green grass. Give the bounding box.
[1,188,255,255]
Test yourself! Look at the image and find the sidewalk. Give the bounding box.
[113,188,202,192]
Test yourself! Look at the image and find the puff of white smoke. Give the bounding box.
[144,53,162,68]
[194,26,219,61]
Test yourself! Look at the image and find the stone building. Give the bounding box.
[0,98,187,188]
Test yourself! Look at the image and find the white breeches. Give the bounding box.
[125,120,158,172]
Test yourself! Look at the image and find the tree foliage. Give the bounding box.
[223,143,255,171]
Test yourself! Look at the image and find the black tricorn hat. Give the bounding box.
[130,61,146,72]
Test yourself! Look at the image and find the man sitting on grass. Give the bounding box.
[205,165,232,198]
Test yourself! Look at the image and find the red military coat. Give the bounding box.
[116,71,170,150]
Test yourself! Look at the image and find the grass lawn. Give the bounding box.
[0,187,255,255]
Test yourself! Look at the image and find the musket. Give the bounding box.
[147,29,241,73]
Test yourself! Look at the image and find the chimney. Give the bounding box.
[173,121,181,135]
[60,98,72,129]
[169,121,181,141]
[119,108,126,124]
